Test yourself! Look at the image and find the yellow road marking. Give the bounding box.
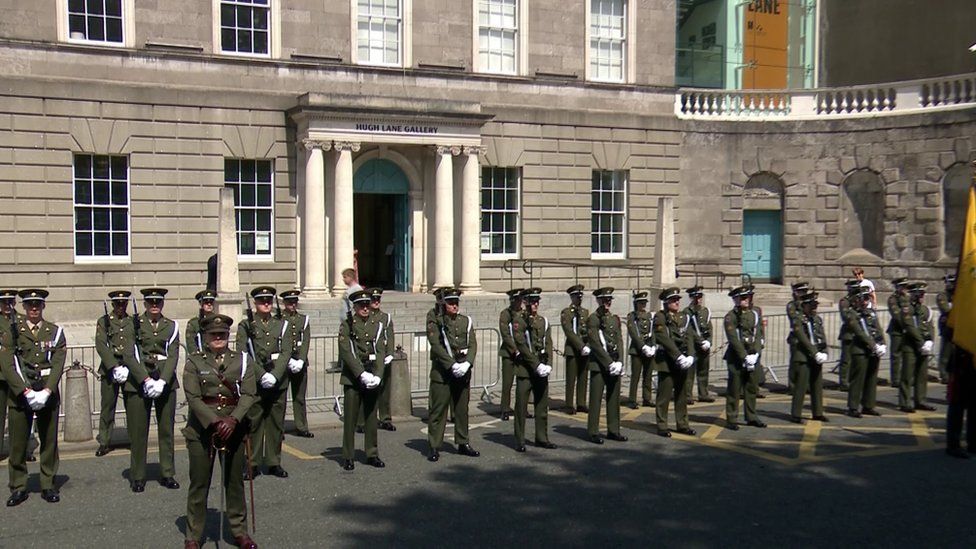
[622,409,643,421]
[281,442,324,460]
[908,412,937,449]
[699,411,726,442]
[798,420,823,460]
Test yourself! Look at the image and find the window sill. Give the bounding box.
[74,256,131,265]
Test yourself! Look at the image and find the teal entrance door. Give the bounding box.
[353,159,410,291]
[742,210,782,282]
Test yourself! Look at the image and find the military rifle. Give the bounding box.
[243,292,258,360]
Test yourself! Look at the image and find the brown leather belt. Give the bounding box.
[202,395,239,408]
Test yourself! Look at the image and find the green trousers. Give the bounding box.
[790,359,823,418]
[248,388,286,467]
[656,367,690,430]
[848,352,879,411]
[564,354,588,409]
[7,394,59,492]
[287,367,309,433]
[899,347,929,408]
[587,368,621,436]
[185,428,249,542]
[96,376,122,446]
[515,375,550,446]
[725,362,760,424]
[686,351,711,400]
[343,385,379,460]
[838,339,852,387]
[628,355,653,404]
[500,356,515,413]
[0,380,7,453]
[124,388,177,481]
[938,335,954,382]
[378,362,393,422]
[428,377,470,450]
[889,332,903,385]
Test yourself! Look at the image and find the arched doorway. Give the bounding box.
[741,172,784,283]
[353,159,410,290]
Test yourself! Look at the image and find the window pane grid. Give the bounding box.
[479,0,518,74]
[590,0,626,82]
[591,170,626,255]
[67,0,124,43]
[74,154,129,258]
[220,0,270,55]
[481,166,520,256]
[225,159,274,257]
[358,0,401,65]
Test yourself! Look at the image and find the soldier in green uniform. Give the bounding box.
[185,290,217,355]
[338,290,387,471]
[886,278,911,387]
[0,289,19,457]
[560,284,590,414]
[626,291,655,409]
[182,313,258,549]
[723,285,767,430]
[684,286,714,403]
[280,289,313,438]
[94,290,139,457]
[835,280,862,391]
[425,287,455,424]
[238,286,294,478]
[511,288,556,452]
[126,288,181,492]
[785,282,811,395]
[652,287,696,437]
[368,288,397,431]
[936,275,956,384]
[426,288,479,461]
[2,289,66,506]
[498,288,524,421]
[586,287,628,444]
[788,291,829,423]
[897,282,937,413]
[846,287,886,418]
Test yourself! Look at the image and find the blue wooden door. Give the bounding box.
[742,210,782,281]
[353,159,410,291]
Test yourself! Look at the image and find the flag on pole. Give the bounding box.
[948,179,976,355]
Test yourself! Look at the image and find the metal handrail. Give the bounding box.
[502,258,655,290]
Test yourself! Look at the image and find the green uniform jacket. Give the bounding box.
[513,313,552,377]
[847,306,885,354]
[886,293,909,335]
[723,306,764,363]
[627,310,653,357]
[499,307,520,359]
[370,309,395,359]
[586,308,623,371]
[182,348,257,441]
[684,303,712,348]
[0,314,23,378]
[2,318,67,399]
[185,315,205,355]
[837,297,853,341]
[792,311,828,361]
[897,300,934,352]
[786,299,801,345]
[560,305,589,357]
[653,310,694,372]
[338,314,386,387]
[427,312,478,383]
[936,291,952,336]
[95,313,139,378]
[283,311,311,362]
[133,314,180,392]
[236,315,294,386]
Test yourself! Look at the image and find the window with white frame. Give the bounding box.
[219,0,271,56]
[591,170,627,257]
[225,159,274,258]
[478,0,518,74]
[481,166,520,258]
[74,154,129,261]
[589,0,627,82]
[357,0,402,66]
[66,0,124,44]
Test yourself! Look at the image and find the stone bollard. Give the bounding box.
[389,346,413,417]
[62,361,94,442]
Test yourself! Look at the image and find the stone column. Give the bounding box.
[459,146,484,292]
[652,196,677,287]
[432,145,458,288]
[332,141,360,293]
[216,187,242,324]
[302,139,330,298]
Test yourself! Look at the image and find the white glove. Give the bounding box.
[112,366,129,384]
[581,345,591,356]
[260,372,277,389]
[814,352,828,365]
[608,361,623,376]
[535,363,552,377]
[745,353,759,366]
[27,390,45,411]
[384,355,394,365]
[701,340,711,352]
[641,345,654,357]
[457,361,471,377]
[680,355,695,370]
[359,371,375,387]
[287,358,305,373]
[921,340,934,355]
[366,373,381,389]
[143,379,158,398]
[154,379,167,395]
[874,344,887,357]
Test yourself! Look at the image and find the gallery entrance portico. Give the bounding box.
[289,93,493,297]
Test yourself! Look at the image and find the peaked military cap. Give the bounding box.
[441,288,462,301]
[140,288,168,300]
[19,289,49,302]
[195,289,217,302]
[686,286,704,297]
[799,291,819,305]
[108,290,131,301]
[853,285,873,298]
[908,281,928,292]
[659,287,681,301]
[728,285,753,298]
[791,282,810,293]
[0,289,18,301]
[632,290,650,302]
[201,313,234,333]
[506,288,525,299]
[522,287,542,301]
[367,287,384,300]
[944,274,957,285]
[566,284,585,295]
[891,277,909,288]
[280,289,301,301]
[593,287,615,298]
[349,289,372,304]
[250,286,276,299]
[432,287,450,301]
